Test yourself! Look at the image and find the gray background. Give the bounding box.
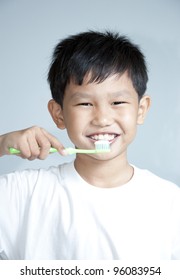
[0,0,180,185]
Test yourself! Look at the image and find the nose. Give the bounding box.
[91,105,113,127]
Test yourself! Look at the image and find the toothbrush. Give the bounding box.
[9,140,111,155]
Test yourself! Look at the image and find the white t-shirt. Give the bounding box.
[0,161,180,260]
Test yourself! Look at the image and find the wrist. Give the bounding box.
[0,135,6,157]
[0,135,3,157]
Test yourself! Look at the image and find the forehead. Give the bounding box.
[65,72,138,99]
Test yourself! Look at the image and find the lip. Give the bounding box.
[86,132,120,143]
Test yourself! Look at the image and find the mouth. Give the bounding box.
[87,133,120,142]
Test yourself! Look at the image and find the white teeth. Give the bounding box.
[91,134,116,141]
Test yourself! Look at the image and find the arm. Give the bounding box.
[0,126,65,160]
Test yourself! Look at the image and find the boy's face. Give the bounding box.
[49,72,150,161]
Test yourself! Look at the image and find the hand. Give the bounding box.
[0,126,65,160]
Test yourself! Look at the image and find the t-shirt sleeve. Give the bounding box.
[171,187,180,259]
[0,170,39,259]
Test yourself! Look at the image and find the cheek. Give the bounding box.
[65,112,82,128]
[119,109,138,140]
[120,108,138,127]
[63,110,84,140]
[64,106,90,127]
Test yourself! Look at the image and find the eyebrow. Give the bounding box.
[71,90,133,100]
[71,92,92,99]
[109,91,133,98]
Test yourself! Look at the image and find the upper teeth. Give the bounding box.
[91,134,116,141]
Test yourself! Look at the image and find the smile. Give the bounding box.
[88,133,119,141]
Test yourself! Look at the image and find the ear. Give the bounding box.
[137,95,151,125]
[48,99,66,129]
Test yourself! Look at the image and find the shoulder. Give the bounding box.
[0,161,74,194]
[132,166,180,224]
[133,165,180,196]
[0,161,75,221]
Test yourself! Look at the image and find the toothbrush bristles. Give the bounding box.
[95,140,110,152]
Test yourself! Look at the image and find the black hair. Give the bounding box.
[47,30,148,106]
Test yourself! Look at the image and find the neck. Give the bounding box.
[74,153,133,188]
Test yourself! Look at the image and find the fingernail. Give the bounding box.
[61,149,68,156]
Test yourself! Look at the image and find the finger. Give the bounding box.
[13,142,32,159]
[26,137,41,160]
[41,129,65,155]
[9,128,39,159]
[35,136,51,160]
[20,126,49,160]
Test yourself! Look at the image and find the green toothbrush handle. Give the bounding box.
[9,147,110,155]
[9,147,57,154]
[65,148,97,155]
[8,147,94,155]
[65,148,110,154]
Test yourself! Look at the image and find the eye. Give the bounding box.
[77,103,93,107]
[112,101,127,105]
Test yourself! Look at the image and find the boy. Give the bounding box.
[0,31,180,260]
